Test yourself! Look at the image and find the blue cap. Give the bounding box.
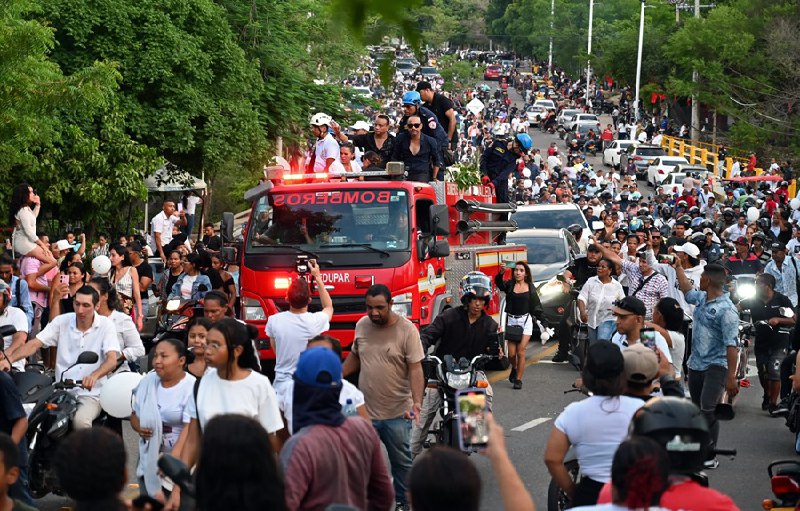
[294,347,342,389]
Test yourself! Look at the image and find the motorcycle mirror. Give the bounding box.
[780,307,795,319]
[0,325,16,340]
[166,299,181,312]
[158,454,195,498]
[76,351,100,365]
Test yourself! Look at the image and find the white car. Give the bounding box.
[566,113,601,132]
[659,169,710,195]
[525,105,547,124]
[557,109,581,127]
[646,156,690,187]
[602,140,638,168]
[533,99,556,111]
[350,86,372,98]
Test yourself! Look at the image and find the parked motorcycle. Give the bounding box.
[422,351,495,452]
[762,460,800,510]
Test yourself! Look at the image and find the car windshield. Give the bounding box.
[247,189,410,252]
[420,67,436,74]
[510,236,567,268]
[636,147,666,156]
[511,209,588,230]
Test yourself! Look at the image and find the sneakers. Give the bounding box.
[762,396,770,411]
[770,403,789,417]
[509,368,517,383]
[513,379,523,390]
[704,458,719,470]
[552,352,569,363]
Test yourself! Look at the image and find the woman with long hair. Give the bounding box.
[158,250,185,302]
[185,316,212,378]
[544,341,643,507]
[165,319,284,511]
[495,261,546,390]
[108,244,143,331]
[210,254,237,315]
[646,297,686,380]
[131,337,195,499]
[196,415,285,511]
[48,262,88,317]
[10,183,55,264]
[169,253,212,301]
[88,277,145,370]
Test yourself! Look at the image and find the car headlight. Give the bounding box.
[242,297,267,321]
[738,283,756,300]
[446,372,471,390]
[391,293,413,318]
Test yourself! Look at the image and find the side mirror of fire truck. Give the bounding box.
[429,205,450,236]
[220,212,234,243]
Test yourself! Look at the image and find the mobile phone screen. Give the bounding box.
[456,389,489,452]
[640,327,656,349]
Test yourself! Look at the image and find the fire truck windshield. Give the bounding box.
[247,189,410,253]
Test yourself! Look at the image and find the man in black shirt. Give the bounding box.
[741,273,795,414]
[333,114,395,170]
[391,115,443,182]
[201,223,222,253]
[417,81,457,149]
[553,245,602,362]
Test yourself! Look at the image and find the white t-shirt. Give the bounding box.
[313,134,340,172]
[184,195,202,215]
[611,332,674,365]
[180,274,197,299]
[266,311,330,385]
[1,305,29,371]
[110,310,145,365]
[664,329,686,378]
[329,160,363,181]
[278,379,365,434]
[150,211,179,250]
[554,395,643,482]
[189,368,283,433]
[156,373,196,451]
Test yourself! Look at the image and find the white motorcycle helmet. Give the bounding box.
[310,112,333,126]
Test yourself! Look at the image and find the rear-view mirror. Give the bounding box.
[429,205,450,236]
[76,351,100,365]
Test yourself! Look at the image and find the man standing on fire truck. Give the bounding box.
[480,132,532,243]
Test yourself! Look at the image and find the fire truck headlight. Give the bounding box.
[243,297,267,321]
[391,293,413,318]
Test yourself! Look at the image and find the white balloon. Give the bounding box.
[523,179,533,189]
[522,168,531,178]
[92,255,111,276]
[791,198,800,211]
[100,372,144,419]
[747,206,760,223]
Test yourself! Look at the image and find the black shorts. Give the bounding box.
[755,347,788,381]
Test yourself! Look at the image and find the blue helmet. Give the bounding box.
[515,133,533,151]
[402,91,422,105]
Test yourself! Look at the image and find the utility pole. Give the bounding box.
[634,0,646,123]
[585,0,594,107]
[690,0,700,143]
[547,0,555,77]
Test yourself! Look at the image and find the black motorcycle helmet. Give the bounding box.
[659,206,672,219]
[676,215,692,227]
[630,397,711,474]
[758,217,770,230]
[699,220,715,231]
[638,207,650,217]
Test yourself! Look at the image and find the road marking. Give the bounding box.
[488,343,559,383]
[512,417,551,432]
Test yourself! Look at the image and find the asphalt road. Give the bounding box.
[35,82,793,511]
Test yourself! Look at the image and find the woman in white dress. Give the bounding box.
[10,183,55,264]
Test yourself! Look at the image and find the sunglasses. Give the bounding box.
[407,123,421,128]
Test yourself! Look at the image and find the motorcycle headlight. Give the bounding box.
[391,293,413,318]
[446,372,471,390]
[737,283,756,300]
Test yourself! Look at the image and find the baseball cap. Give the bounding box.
[294,347,342,389]
[771,242,787,252]
[623,343,659,384]
[585,341,625,379]
[611,296,647,317]
[734,236,749,246]
[55,240,71,252]
[673,242,700,258]
[350,120,371,131]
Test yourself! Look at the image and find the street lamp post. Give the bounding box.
[634,0,646,123]
[585,0,594,107]
[548,0,555,77]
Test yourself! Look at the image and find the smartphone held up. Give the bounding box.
[456,388,490,452]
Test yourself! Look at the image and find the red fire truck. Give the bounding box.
[230,166,526,366]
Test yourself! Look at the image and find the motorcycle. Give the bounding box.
[421,351,495,452]
[762,460,800,510]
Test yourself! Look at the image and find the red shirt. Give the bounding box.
[765,198,778,216]
[548,146,557,156]
[680,193,696,208]
[748,155,757,171]
[601,128,614,141]
[597,479,740,510]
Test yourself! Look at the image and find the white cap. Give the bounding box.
[55,240,71,252]
[350,120,371,131]
[674,242,700,258]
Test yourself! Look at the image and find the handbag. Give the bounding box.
[505,324,524,342]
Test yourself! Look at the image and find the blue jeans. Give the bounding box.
[588,320,617,344]
[183,214,195,236]
[373,417,412,505]
[9,441,32,506]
